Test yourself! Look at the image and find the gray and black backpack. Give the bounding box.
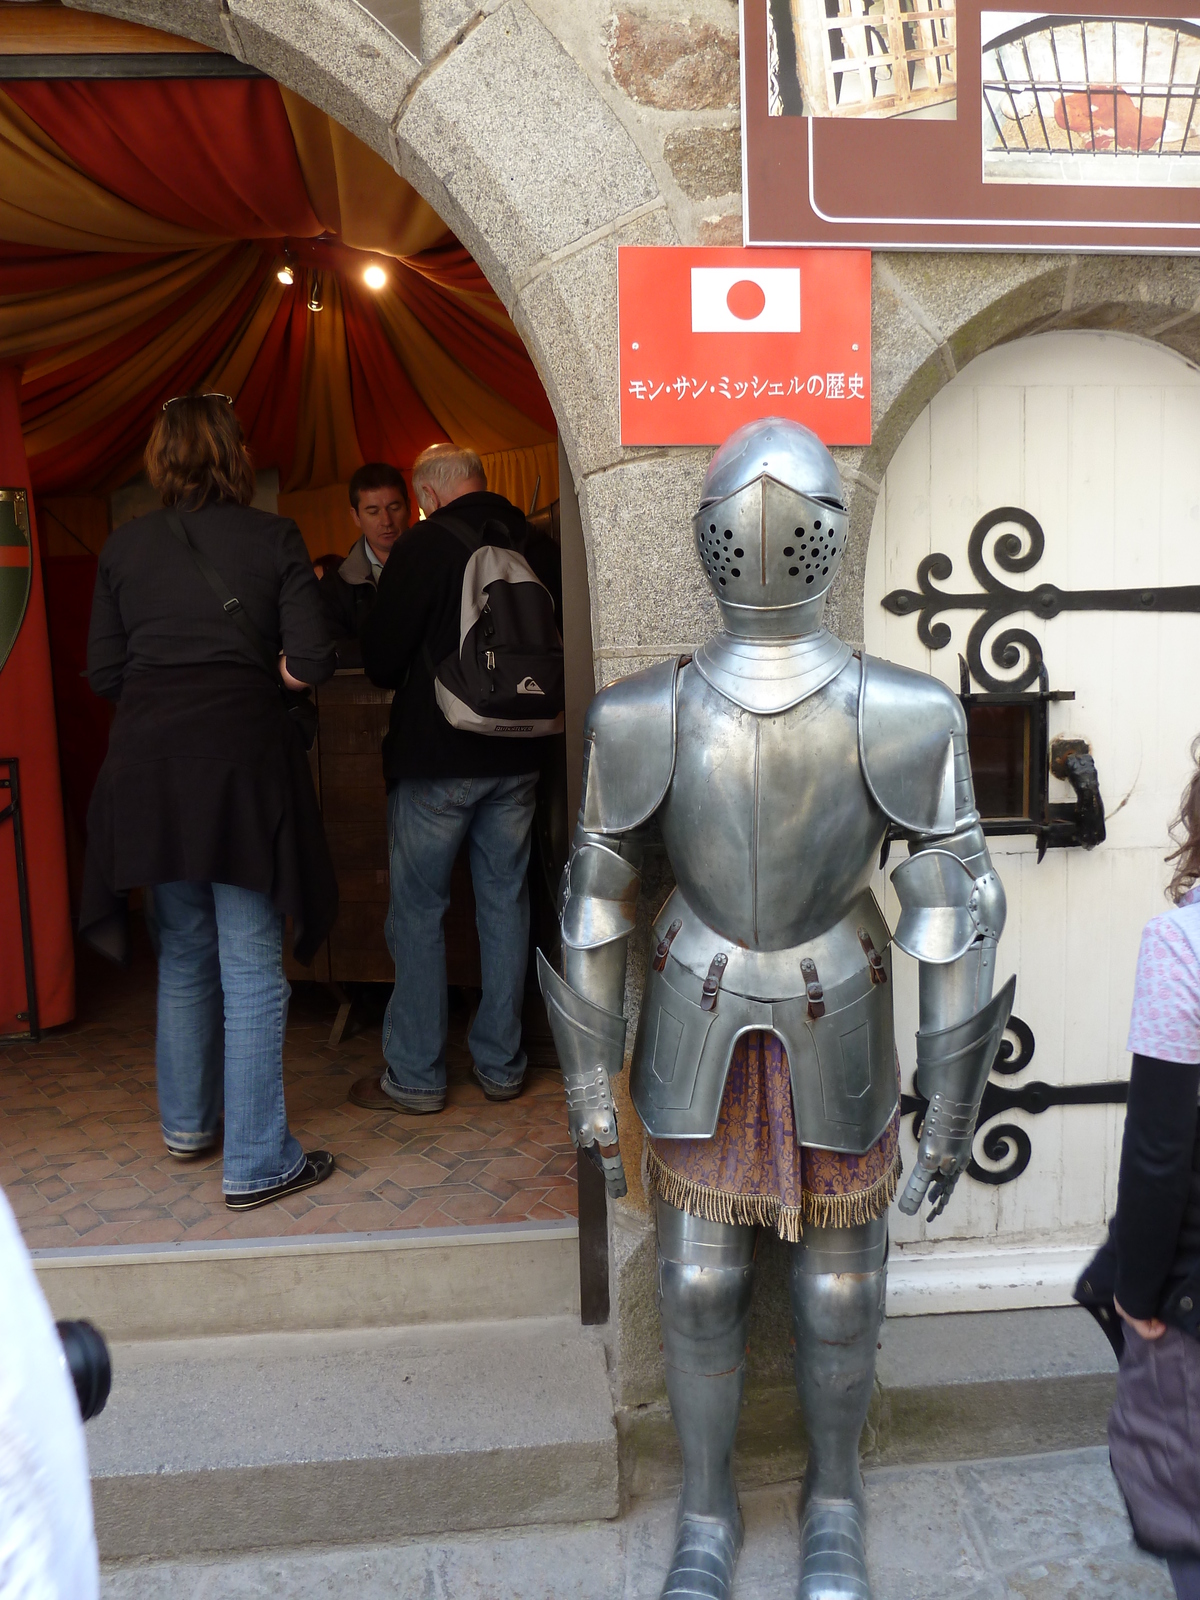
[427,514,564,738]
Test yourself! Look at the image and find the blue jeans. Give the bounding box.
[383,772,539,1099]
[154,881,305,1195]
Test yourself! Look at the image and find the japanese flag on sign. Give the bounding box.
[690,267,801,333]
[618,247,870,447]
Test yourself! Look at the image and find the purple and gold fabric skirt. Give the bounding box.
[647,1031,901,1241]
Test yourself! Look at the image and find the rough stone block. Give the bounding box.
[663,126,741,201]
[418,0,481,59]
[65,0,231,50]
[396,2,660,301]
[579,452,718,656]
[696,210,743,246]
[868,262,944,454]
[608,12,739,110]
[226,0,418,157]
[608,1205,663,1408]
[1066,252,1200,326]
[516,206,676,481]
[878,251,1070,363]
[90,1317,618,1558]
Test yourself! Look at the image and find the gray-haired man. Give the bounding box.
[356,444,561,1113]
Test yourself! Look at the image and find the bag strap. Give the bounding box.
[164,509,278,679]
[432,511,486,555]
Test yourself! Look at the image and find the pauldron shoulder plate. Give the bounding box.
[857,654,964,835]
[579,655,682,835]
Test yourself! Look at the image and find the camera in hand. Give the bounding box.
[55,1320,111,1421]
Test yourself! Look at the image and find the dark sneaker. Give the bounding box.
[472,1069,524,1103]
[348,1073,445,1114]
[225,1151,336,1212]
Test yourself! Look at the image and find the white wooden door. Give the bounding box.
[866,330,1200,1293]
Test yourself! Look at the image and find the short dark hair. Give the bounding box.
[349,463,409,512]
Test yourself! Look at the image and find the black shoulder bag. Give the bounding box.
[164,510,318,751]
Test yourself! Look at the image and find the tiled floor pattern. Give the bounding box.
[1,933,576,1249]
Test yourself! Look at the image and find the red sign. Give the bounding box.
[618,247,871,447]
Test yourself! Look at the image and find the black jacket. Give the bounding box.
[361,490,562,788]
[82,501,338,964]
[1076,1054,1200,1349]
[318,535,379,662]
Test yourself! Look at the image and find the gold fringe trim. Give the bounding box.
[646,1147,903,1243]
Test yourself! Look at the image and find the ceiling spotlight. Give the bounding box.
[363,264,387,291]
[307,271,324,313]
[276,262,294,286]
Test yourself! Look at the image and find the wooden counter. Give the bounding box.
[287,673,481,986]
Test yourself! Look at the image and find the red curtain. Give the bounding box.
[0,364,73,1032]
[5,80,323,239]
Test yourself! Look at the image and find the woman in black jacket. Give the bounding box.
[82,394,338,1211]
[1080,745,1200,1597]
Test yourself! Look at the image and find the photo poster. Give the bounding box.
[744,0,1200,248]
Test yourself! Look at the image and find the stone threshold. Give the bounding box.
[36,1219,580,1339]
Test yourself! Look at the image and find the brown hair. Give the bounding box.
[145,393,255,509]
[1166,736,1200,903]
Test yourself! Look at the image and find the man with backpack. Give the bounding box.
[355,443,563,1114]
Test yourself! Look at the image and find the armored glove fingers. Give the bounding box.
[897,976,1016,1221]
[899,1092,976,1218]
[564,1061,628,1199]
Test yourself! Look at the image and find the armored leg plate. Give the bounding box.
[660,1510,743,1600]
[799,1499,871,1600]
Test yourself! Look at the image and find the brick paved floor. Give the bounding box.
[1,932,576,1249]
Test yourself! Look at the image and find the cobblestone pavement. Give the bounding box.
[102,1447,1171,1599]
[3,933,575,1249]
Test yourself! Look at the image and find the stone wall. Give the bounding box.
[67,0,1200,1486]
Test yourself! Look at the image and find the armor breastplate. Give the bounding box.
[631,656,898,1154]
[658,657,886,950]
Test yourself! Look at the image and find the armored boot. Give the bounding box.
[656,1197,756,1600]
[790,1216,888,1600]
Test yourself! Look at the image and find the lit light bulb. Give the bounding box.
[363,264,387,291]
[276,263,294,285]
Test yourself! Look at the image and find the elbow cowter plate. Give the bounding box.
[890,848,1007,964]
[560,842,640,950]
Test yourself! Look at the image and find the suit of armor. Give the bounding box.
[539,419,1013,1600]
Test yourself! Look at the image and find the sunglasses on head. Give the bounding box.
[162,392,234,412]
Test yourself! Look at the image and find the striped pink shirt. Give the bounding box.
[1127,885,1200,1064]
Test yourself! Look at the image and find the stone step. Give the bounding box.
[87,1314,618,1560]
[622,1305,1121,1500]
[34,1219,579,1340]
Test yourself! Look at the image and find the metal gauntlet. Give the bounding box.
[536,832,641,1199]
[898,977,1015,1217]
[536,954,628,1197]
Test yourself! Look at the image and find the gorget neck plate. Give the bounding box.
[691,629,853,714]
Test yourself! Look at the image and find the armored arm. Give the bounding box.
[537,827,642,1198]
[892,725,1014,1218]
[537,657,682,1200]
[859,657,1014,1220]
